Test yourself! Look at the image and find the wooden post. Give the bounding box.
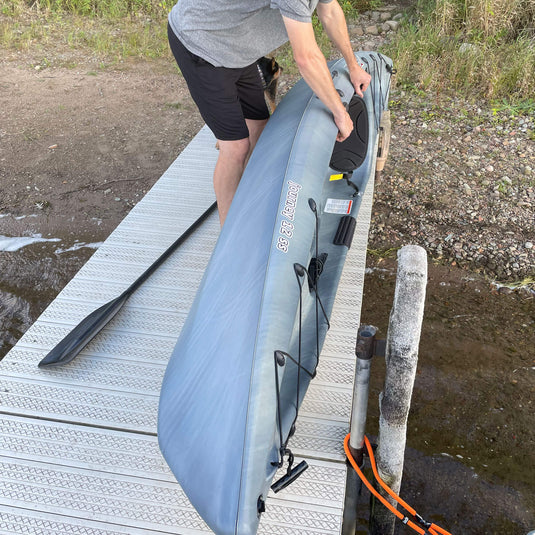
[370,245,427,535]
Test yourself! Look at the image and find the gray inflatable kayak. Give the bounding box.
[158,52,393,535]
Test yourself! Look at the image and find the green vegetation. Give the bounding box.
[269,1,384,75]
[497,277,535,292]
[0,0,171,62]
[340,0,383,17]
[367,246,399,258]
[383,0,535,105]
[0,0,379,65]
[1,0,172,18]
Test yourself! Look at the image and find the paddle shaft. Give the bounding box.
[126,201,217,295]
[38,201,217,367]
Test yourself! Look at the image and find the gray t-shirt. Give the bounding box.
[169,0,332,68]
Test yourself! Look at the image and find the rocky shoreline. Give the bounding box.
[369,88,534,291]
[349,6,404,41]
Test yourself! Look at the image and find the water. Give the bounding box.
[358,258,535,534]
[0,232,102,357]
[0,233,61,251]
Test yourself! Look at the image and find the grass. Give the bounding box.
[383,0,535,106]
[490,98,535,117]
[367,246,399,258]
[0,0,375,66]
[496,277,535,293]
[0,0,171,63]
[262,1,382,76]
[1,0,173,18]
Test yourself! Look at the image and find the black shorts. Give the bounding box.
[168,24,270,141]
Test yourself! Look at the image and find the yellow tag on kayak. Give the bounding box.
[329,173,344,181]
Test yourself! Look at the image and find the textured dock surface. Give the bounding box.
[0,126,374,534]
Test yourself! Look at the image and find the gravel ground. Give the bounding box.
[370,88,535,288]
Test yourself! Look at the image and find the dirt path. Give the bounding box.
[1,59,203,238]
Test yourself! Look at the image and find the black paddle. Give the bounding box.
[38,201,217,368]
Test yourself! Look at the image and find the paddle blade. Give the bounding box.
[38,294,127,368]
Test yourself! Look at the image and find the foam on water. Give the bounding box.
[0,234,61,252]
[55,242,103,254]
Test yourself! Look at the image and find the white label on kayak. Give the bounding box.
[277,180,302,253]
[325,198,353,215]
[280,180,302,222]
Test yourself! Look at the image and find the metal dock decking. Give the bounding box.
[0,126,374,535]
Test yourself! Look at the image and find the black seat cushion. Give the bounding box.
[329,96,369,173]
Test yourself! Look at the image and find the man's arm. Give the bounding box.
[316,0,371,97]
[282,15,353,141]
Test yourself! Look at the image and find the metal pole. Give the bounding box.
[343,325,377,535]
[349,325,376,465]
[370,245,428,535]
[342,325,376,534]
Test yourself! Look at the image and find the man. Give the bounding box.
[168,0,371,226]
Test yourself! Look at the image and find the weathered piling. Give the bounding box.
[370,245,428,535]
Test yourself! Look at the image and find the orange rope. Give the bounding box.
[344,434,452,535]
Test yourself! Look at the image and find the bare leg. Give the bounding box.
[214,138,249,226]
[214,118,268,226]
[245,118,268,161]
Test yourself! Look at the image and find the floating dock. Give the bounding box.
[0,126,374,534]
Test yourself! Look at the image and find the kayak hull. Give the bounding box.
[158,52,393,535]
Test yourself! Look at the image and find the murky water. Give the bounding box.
[0,219,533,534]
[0,243,96,357]
[0,214,100,359]
[357,259,535,534]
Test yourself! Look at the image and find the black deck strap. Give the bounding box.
[329,95,369,173]
[297,264,331,331]
[308,253,328,292]
[334,215,357,248]
[275,350,315,380]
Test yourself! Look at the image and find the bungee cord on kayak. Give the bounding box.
[271,202,333,493]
